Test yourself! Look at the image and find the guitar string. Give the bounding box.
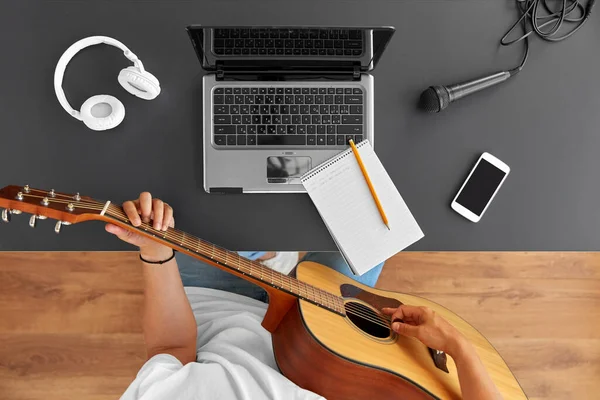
[103,205,348,314]
[103,205,394,328]
[16,192,394,327]
[20,189,355,314]
[17,193,113,208]
[18,194,394,327]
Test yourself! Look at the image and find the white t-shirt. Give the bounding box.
[121,287,324,400]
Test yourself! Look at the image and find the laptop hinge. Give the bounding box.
[216,63,225,80]
[353,66,361,80]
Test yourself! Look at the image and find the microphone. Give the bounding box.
[418,71,512,113]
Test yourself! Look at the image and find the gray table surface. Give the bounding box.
[1,0,599,252]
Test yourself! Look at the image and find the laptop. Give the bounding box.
[186,25,395,193]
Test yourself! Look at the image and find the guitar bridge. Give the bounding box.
[428,348,449,373]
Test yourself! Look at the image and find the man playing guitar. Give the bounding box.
[110,192,502,400]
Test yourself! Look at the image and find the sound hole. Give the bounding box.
[344,301,391,339]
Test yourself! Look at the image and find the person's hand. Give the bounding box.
[382,305,467,357]
[105,192,174,261]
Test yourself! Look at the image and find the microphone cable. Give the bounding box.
[502,0,596,76]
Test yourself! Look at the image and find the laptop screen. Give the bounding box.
[186,26,395,75]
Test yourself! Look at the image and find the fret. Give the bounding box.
[283,275,290,294]
[225,251,232,270]
[276,269,281,289]
[211,243,215,260]
[285,275,293,295]
[239,254,247,275]
[216,247,226,264]
[327,292,336,311]
[304,283,311,302]
[181,232,186,248]
[303,282,310,301]
[278,271,283,290]
[299,281,307,299]
[330,292,339,311]
[319,288,325,306]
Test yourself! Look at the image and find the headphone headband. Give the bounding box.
[53,36,145,120]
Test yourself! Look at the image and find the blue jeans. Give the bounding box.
[176,252,384,302]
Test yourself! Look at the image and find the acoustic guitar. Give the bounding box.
[0,185,527,400]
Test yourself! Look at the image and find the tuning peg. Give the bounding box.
[28,214,47,228]
[2,209,10,223]
[54,221,71,234]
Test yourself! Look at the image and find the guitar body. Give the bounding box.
[272,261,527,400]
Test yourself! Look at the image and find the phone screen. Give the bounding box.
[455,159,507,216]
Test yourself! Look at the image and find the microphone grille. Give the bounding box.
[418,86,450,113]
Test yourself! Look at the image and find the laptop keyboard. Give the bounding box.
[213,86,365,147]
[213,28,364,57]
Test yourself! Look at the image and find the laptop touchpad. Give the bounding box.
[267,156,312,184]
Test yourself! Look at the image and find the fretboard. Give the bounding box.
[106,206,345,315]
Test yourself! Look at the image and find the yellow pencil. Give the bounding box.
[348,139,390,230]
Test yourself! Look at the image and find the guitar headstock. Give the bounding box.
[0,185,109,232]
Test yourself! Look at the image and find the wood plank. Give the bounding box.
[0,333,145,400]
[0,251,598,400]
[491,339,600,400]
[377,252,600,400]
[0,252,143,334]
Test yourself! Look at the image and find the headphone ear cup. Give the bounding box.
[118,66,161,100]
[80,95,125,131]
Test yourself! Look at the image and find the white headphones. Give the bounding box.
[54,36,161,131]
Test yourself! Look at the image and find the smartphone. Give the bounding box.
[451,152,510,222]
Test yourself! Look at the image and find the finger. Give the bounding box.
[152,199,164,230]
[105,223,128,237]
[388,305,410,322]
[123,201,142,226]
[398,305,427,322]
[391,321,420,337]
[163,204,173,231]
[132,199,141,212]
[105,223,140,246]
[139,192,152,223]
[381,307,397,315]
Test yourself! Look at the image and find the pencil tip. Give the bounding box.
[386,225,391,230]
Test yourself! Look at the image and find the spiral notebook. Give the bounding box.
[301,140,424,275]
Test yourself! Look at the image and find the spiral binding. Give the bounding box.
[301,140,369,182]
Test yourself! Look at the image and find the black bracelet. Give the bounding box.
[139,250,176,265]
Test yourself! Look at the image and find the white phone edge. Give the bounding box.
[451,152,510,223]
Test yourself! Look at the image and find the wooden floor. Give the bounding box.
[0,252,598,400]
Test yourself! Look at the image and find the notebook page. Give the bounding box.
[301,140,424,275]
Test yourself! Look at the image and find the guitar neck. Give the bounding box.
[103,203,345,316]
